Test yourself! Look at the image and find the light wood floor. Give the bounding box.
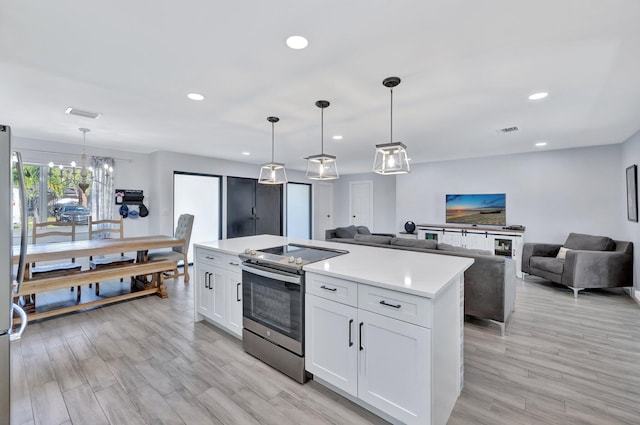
[10,275,640,425]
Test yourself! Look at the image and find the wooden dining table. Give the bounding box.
[12,235,185,321]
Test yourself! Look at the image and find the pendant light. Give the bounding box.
[259,116,287,185]
[78,128,90,193]
[373,77,410,175]
[306,100,339,180]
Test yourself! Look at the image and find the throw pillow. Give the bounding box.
[390,238,437,250]
[563,233,616,251]
[556,246,570,260]
[356,226,372,235]
[335,225,357,239]
[354,234,393,244]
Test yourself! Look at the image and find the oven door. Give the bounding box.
[241,263,304,355]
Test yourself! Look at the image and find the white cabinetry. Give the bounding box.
[305,273,444,425]
[417,225,525,277]
[194,247,243,338]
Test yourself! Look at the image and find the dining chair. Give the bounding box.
[147,214,194,282]
[31,220,83,301]
[88,216,135,295]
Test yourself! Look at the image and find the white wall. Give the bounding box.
[396,145,624,244]
[332,173,396,233]
[148,150,311,244]
[621,130,640,297]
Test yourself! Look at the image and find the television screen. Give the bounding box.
[446,193,506,226]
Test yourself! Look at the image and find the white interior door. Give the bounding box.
[173,172,221,264]
[349,180,373,228]
[314,182,334,240]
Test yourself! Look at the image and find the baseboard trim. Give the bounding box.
[624,287,640,305]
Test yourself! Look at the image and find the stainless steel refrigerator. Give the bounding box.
[1,124,29,424]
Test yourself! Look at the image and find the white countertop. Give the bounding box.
[194,235,473,298]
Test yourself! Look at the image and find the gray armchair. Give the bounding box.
[522,232,633,297]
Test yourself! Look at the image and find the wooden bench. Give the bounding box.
[16,260,177,322]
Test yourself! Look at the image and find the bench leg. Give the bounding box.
[156,271,168,299]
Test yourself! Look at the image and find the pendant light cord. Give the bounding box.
[320,107,324,154]
[271,121,275,162]
[390,87,394,143]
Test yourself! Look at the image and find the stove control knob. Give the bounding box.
[295,257,303,265]
[244,248,251,254]
[288,256,295,263]
[251,249,257,255]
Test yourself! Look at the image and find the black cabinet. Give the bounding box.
[227,176,282,238]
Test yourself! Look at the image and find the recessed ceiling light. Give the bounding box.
[535,141,548,147]
[242,152,251,156]
[332,135,343,140]
[286,35,308,50]
[528,92,549,100]
[187,93,204,101]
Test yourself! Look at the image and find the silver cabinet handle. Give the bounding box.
[9,303,27,341]
[236,282,241,302]
[228,261,239,266]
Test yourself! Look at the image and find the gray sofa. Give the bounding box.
[327,233,516,336]
[325,225,395,240]
[522,232,633,297]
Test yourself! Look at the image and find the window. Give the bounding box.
[286,182,312,239]
[12,163,93,242]
[173,172,222,264]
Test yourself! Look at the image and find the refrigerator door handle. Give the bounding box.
[9,303,27,341]
[14,151,28,295]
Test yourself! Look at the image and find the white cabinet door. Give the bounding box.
[464,232,489,250]
[441,230,461,246]
[226,270,243,337]
[305,293,358,397]
[210,267,226,326]
[196,265,213,319]
[358,309,431,425]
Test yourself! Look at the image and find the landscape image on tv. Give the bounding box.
[445,193,506,226]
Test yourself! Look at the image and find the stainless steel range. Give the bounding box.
[239,243,348,383]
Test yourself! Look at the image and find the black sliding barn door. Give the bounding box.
[227,176,282,238]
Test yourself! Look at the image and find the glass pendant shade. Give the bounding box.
[373,76,410,175]
[306,100,339,180]
[305,154,339,180]
[372,142,410,175]
[259,116,287,185]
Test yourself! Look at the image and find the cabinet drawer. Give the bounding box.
[224,254,242,272]
[196,248,226,269]
[358,284,432,328]
[306,274,357,307]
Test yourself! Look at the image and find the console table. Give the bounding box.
[416,224,525,277]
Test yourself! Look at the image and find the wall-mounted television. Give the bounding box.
[445,193,506,226]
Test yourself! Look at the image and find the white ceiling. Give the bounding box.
[2,0,640,174]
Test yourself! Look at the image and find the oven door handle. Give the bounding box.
[241,264,302,285]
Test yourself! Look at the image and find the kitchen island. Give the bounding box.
[194,235,473,425]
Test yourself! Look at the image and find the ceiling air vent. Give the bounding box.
[65,107,101,119]
[496,126,519,134]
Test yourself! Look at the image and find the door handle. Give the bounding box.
[204,272,210,289]
[236,282,241,302]
[348,319,354,347]
[352,215,356,218]
[207,272,212,290]
[359,322,364,351]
